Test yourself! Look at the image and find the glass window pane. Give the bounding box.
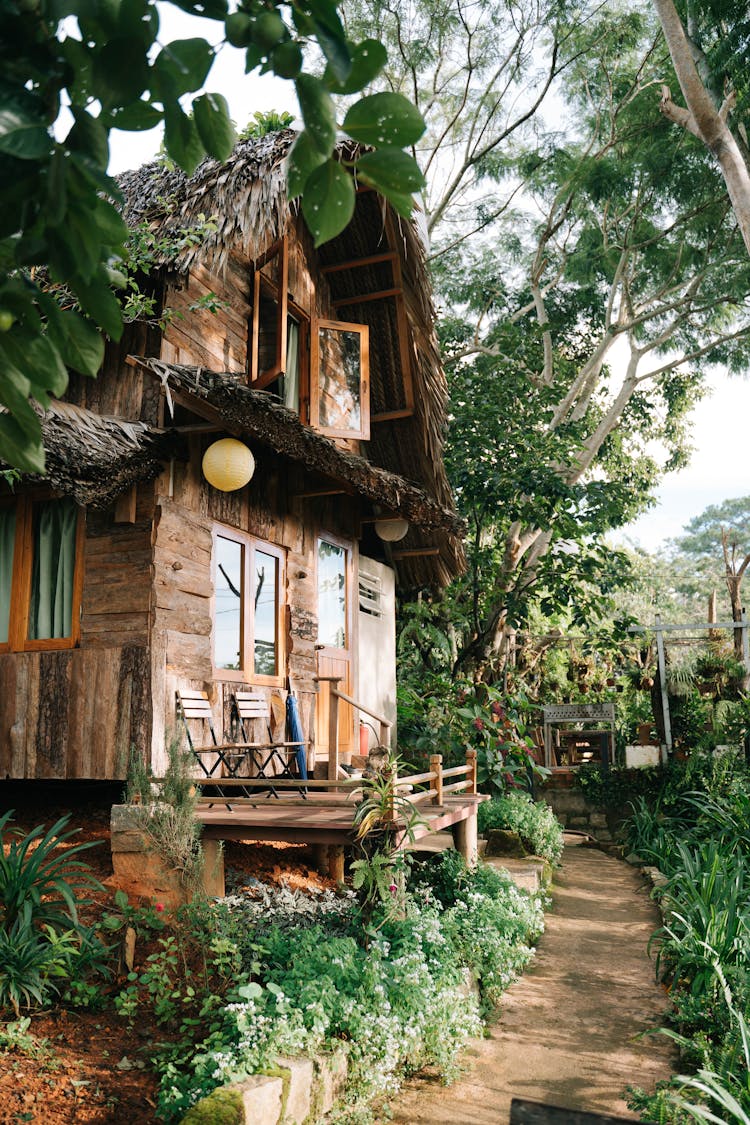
[254,550,278,676]
[215,536,243,670]
[318,327,361,433]
[28,498,77,641]
[318,540,346,648]
[0,507,16,644]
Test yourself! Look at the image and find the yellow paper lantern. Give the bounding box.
[375,517,409,542]
[202,439,255,491]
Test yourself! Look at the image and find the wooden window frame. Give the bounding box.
[211,526,287,687]
[249,237,289,390]
[310,318,370,441]
[0,492,84,654]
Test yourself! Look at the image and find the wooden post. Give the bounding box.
[379,719,391,747]
[654,615,673,756]
[453,813,478,870]
[466,747,478,795]
[328,845,345,883]
[327,679,340,783]
[430,753,443,806]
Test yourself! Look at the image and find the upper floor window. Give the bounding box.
[249,236,370,440]
[0,494,83,652]
[213,527,286,684]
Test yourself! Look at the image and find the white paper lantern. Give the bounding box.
[202,439,255,491]
[375,518,409,542]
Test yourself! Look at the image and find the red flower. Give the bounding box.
[155,902,165,913]
[473,718,484,732]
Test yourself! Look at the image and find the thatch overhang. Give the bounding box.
[135,355,462,534]
[9,401,184,509]
[118,131,465,587]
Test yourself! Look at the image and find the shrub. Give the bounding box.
[477,793,564,864]
[145,854,545,1122]
[0,811,106,1015]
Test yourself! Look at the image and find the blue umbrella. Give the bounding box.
[286,692,308,782]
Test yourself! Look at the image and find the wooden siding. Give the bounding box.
[0,646,151,779]
[149,448,362,776]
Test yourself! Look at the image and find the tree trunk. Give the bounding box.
[654,0,750,257]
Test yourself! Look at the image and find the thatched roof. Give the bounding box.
[23,402,182,509]
[118,132,465,586]
[135,356,463,540]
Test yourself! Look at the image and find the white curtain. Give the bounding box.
[285,317,300,413]
[28,498,77,640]
[0,508,15,643]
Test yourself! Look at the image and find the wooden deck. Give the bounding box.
[193,751,484,879]
[198,793,485,848]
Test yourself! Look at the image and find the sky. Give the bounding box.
[620,369,750,553]
[105,9,750,559]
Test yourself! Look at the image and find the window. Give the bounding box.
[358,572,382,619]
[213,528,286,683]
[0,494,83,652]
[317,539,348,649]
[311,319,370,440]
[250,239,288,389]
[248,238,370,438]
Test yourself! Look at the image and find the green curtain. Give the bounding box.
[28,498,78,640]
[0,507,16,644]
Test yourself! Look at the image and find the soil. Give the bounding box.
[0,783,335,1125]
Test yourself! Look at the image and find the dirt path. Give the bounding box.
[385,840,675,1123]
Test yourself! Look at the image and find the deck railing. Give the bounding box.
[191,748,478,815]
[314,675,393,782]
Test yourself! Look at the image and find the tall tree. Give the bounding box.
[654,0,750,255]
[416,4,750,679]
[670,496,750,657]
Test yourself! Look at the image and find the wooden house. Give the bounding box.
[0,131,464,783]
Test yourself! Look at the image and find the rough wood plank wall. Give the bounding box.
[81,492,154,647]
[0,646,150,779]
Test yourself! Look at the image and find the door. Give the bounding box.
[315,536,354,760]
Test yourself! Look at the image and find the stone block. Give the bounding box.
[276,1056,314,1124]
[239,1074,283,1123]
[588,812,608,828]
[484,829,527,858]
[315,1048,348,1116]
[567,816,589,828]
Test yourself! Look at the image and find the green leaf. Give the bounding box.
[312,19,351,86]
[93,198,129,249]
[23,335,70,400]
[92,37,150,109]
[301,159,355,246]
[343,92,425,147]
[356,148,425,194]
[0,102,50,160]
[326,39,386,95]
[286,130,327,199]
[295,75,337,156]
[155,39,215,98]
[67,108,110,170]
[163,102,204,175]
[51,310,105,377]
[0,413,44,473]
[108,101,163,132]
[193,93,236,161]
[71,271,124,339]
